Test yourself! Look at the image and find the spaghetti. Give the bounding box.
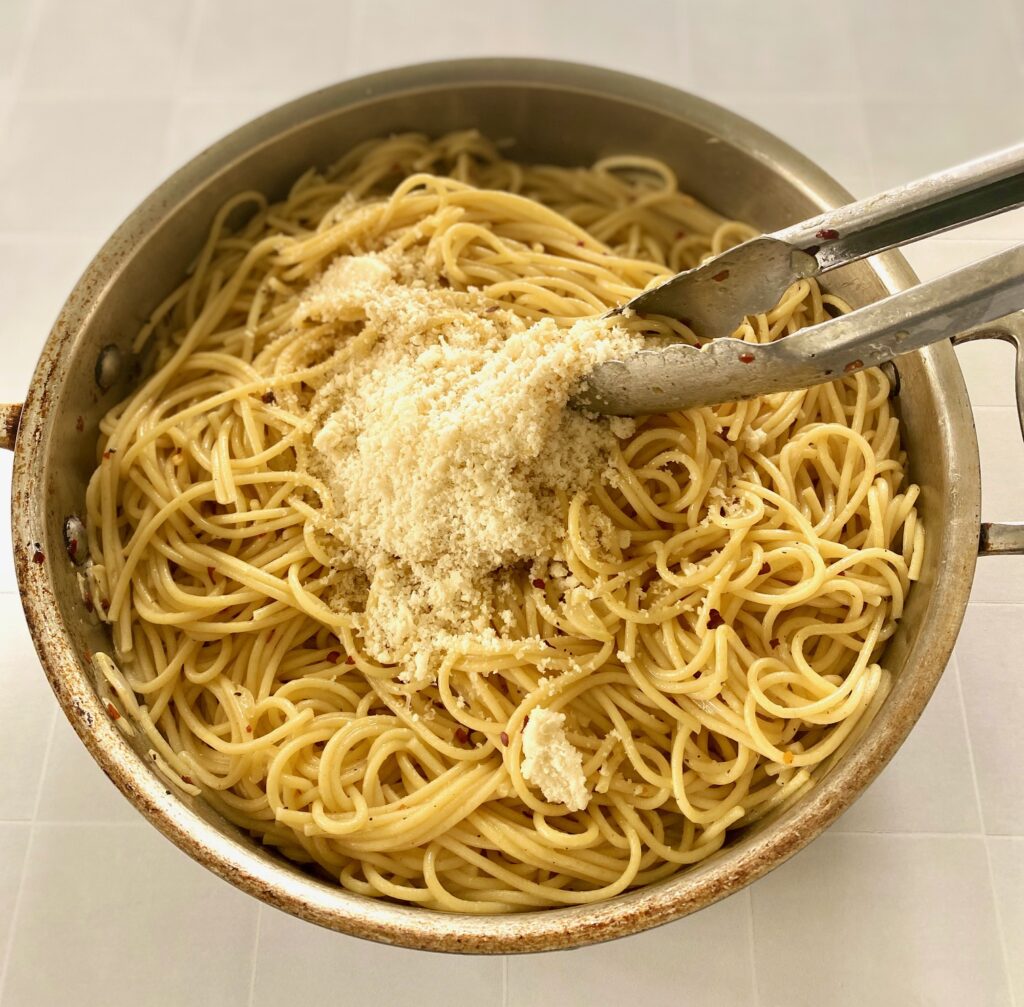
[86,131,922,912]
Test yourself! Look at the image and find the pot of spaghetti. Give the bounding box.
[3,59,1021,953]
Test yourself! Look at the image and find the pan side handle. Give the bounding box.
[0,404,23,452]
[952,312,1024,555]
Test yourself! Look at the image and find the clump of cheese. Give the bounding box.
[520,707,591,812]
[301,254,638,683]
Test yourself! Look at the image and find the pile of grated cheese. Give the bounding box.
[299,253,639,683]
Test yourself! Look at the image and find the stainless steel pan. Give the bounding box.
[3,59,1022,954]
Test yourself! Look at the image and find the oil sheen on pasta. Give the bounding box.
[86,132,923,913]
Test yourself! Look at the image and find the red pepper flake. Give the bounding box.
[261,391,276,404]
[326,650,341,664]
[838,570,847,577]
[576,239,585,247]
[84,597,94,613]
[843,359,864,373]
[760,562,771,575]
[707,608,725,630]
[738,351,755,364]
[523,714,530,728]
[100,599,110,612]
[816,228,839,240]
[245,725,253,733]
[32,548,45,564]
[345,656,355,665]
[531,578,545,589]
[770,637,780,648]
[75,415,84,432]
[711,269,730,282]
[68,538,78,559]
[454,727,469,744]
[500,731,510,746]
[105,702,120,721]
[181,775,193,785]
[102,449,116,460]
[675,230,686,239]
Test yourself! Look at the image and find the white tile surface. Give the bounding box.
[0,1,1021,1003]
[20,0,195,98]
[2,823,260,1007]
[831,662,980,834]
[35,714,139,824]
[348,0,689,84]
[751,834,1012,1007]
[0,595,56,820]
[0,97,172,236]
[186,0,353,97]
[161,94,282,174]
[863,96,1024,194]
[507,893,756,1006]
[848,0,1021,100]
[0,457,13,595]
[252,908,503,1006]
[0,237,95,402]
[974,407,1024,526]
[686,2,857,97]
[0,0,36,96]
[956,605,1024,836]
[0,825,31,976]
[988,837,1024,1004]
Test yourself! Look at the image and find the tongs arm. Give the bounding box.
[779,142,1024,274]
[577,245,1024,415]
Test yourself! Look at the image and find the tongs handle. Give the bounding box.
[779,143,1024,273]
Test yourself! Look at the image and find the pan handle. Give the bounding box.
[0,403,22,452]
[951,311,1024,555]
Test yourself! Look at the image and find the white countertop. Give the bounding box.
[1,2,1022,1004]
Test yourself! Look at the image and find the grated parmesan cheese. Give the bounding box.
[741,426,768,452]
[302,254,639,682]
[520,707,591,812]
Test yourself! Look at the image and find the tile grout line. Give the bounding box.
[0,0,45,140]
[832,1,877,196]
[156,0,207,175]
[246,906,264,1007]
[950,655,1017,1007]
[745,888,762,1007]
[986,836,1022,1007]
[0,699,58,1002]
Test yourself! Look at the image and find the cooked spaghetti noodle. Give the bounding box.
[86,132,923,912]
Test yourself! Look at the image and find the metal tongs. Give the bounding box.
[574,144,1024,415]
